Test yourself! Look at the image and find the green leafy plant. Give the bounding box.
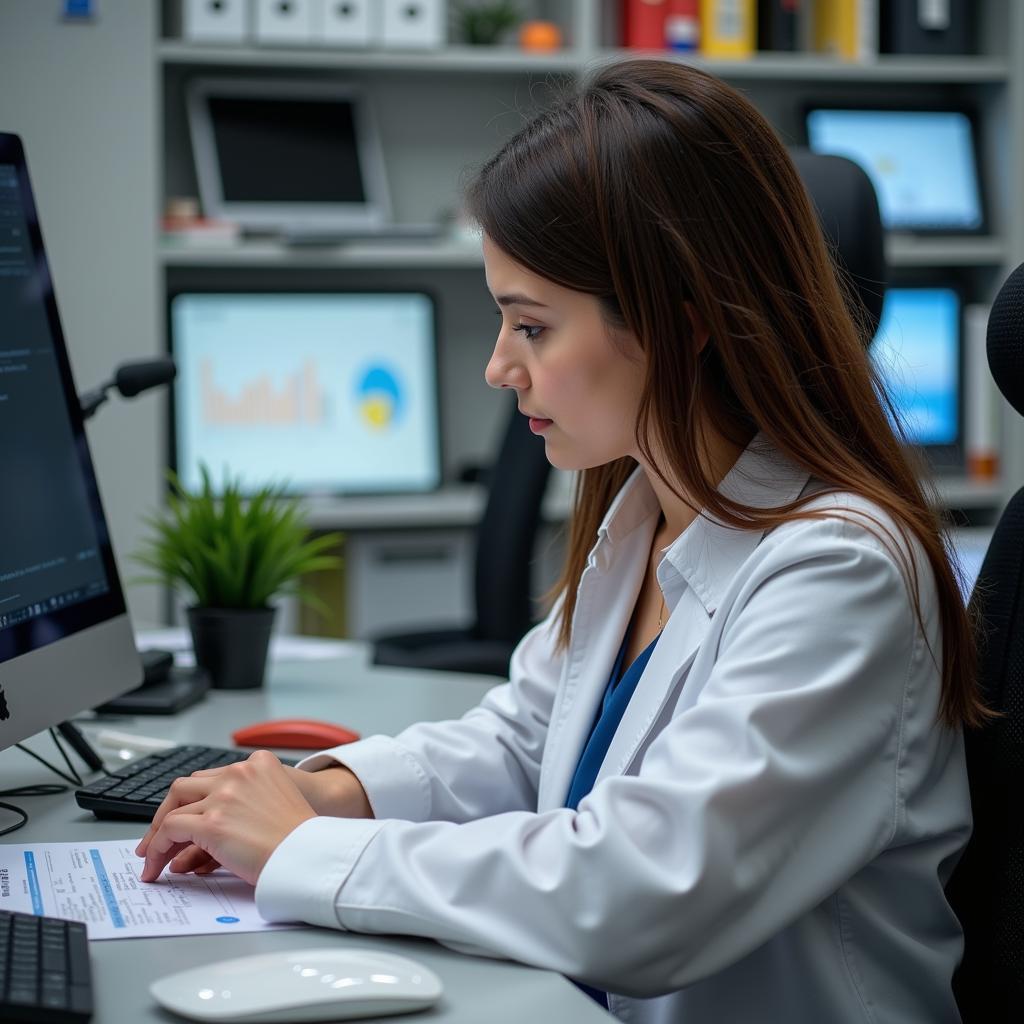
[134,466,342,613]
[453,1,520,45]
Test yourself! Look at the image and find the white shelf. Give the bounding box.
[886,235,1008,267]
[161,235,1008,271]
[158,41,581,74]
[934,477,1006,509]
[617,50,1010,83]
[160,236,484,269]
[159,41,1008,83]
[302,486,486,531]
[301,478,573,531]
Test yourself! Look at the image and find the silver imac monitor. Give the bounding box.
[186,77,392,234]
[0,133,141,750]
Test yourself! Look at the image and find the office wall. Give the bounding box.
[0,0,162,625]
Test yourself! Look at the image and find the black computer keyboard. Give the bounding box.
[74,744,258,820]
[0,910,92,1023]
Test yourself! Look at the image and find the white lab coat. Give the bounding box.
[257,436,970,1024]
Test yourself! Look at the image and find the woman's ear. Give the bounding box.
[685,303,711,354]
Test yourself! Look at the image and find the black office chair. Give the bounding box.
[372,152,886,678]
[789,148,887,339]
[372,395,552,677]
[944,261,1024,1023]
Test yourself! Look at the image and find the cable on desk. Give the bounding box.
[0,727,107,836]
[0,800,29,837]
[15,731,83,787]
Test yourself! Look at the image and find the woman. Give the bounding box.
[137,61,984,1022]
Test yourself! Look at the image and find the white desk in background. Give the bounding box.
[0,646,612,1023]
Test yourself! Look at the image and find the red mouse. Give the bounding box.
[232,718,361,750]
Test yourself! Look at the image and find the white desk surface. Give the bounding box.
[0,649,612,1023]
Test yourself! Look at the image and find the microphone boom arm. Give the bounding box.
[78,357,176,421]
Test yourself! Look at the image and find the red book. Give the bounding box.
[622,0,669,49]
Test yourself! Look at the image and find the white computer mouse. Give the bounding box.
[150,947,443,1023]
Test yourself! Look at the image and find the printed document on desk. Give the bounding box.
[0,839,299,939]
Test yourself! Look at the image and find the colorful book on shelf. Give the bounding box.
[879,0,971,55]
[666,0,700,51]
[757,0,804,52]
[700,0,756,59]
[622,0,669,49]
[812,0,878,62]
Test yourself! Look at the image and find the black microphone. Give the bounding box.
[986,261,1024,418]
[79,357,177,420]
[114,357,176,398]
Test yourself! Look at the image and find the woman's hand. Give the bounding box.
[134,750,318,885]
[136,757,375,880]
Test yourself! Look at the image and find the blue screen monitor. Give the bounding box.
[805,108,984,232]
[170,292,441,495]
[870,287,962,468]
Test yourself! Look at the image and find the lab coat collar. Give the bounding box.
[595,465,662,546]
[664,434,811,616]
[592,434,811,614]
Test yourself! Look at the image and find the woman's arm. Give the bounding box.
[294,598,567,824]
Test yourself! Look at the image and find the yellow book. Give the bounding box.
[700,0,756,59]
[813,0,878,62]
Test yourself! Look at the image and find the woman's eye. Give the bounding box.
[493,309,545,342]
[512,322,546,341]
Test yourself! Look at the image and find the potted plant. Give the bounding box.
[453,1,521,45]
[135,466,342,690]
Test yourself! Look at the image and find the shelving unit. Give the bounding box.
[155,0,1024,637]
[159,233,1007,270]
[159,236,485,268]
[159,40,1009,83]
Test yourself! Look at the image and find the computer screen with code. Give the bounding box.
[0,132,139,750]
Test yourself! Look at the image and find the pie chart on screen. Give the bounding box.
[356,365,403,430]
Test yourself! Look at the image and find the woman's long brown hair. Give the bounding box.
[464,59,986,730]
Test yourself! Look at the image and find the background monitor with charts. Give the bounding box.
[169,290,442,496]
[805,106,985,233]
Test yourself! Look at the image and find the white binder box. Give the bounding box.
[254,0,315,44]
[381,0,446,49]
[312,0,378,47]
[175,0,249,43]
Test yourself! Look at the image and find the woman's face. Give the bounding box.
[483,237,647,472]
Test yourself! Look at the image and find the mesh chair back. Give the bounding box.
[790,148,887,339]
[473,398,553,643]
[946,262,1024,1020]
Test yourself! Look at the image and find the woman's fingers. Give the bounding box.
[140,810,209,882]
[135,776,215,858]
[168,844,220,875]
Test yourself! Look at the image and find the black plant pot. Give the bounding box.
[186,606,276,690]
